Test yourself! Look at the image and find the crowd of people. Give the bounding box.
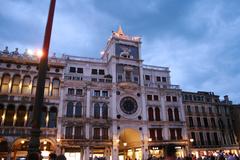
[147,150,240,160]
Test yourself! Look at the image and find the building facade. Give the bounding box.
[182,91,239,157]
[58,28,188,160]
[0,47,65,159]
[230,105,240,151]
[0,28,239,160]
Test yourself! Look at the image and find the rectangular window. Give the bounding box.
[91,69,98,75]
[202,106,205,113]
[94,90,100,97]
[145,75,150,81]
[176,128,182,139]
[211,118,216,128]
[189,117,194,127]
[149,129,156,140]
[69,67,76,73]
[209,107,212,113]
[99,69,105,75]
[65,127,73,139]
[214,132,219,145]
[93,128,100,139]
[166,96,171,102]
[118,74,123,82]
[147,95,152,101]
[156,128,163,140]
[156,76,161,82]
[195,106,199,113]
[199,132,204,146]
[197,117,201,127]
[68,88,74,95]
[74,126,82,139]
[134,76,139,83]
[170,128,176,140]
[102,91,108,97]
[77,68,83,73]
[187,106,191,113]
[207,132,211,145]
[102,128,108,139]
[172,96,177,102]
[76,89,82,96]
[162,77,167,82]
[204,118,208,128]
[153,95,159,101]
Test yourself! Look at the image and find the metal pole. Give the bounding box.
[28,0,56,157]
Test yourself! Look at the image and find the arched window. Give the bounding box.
[31,77,37,95]
[148,107,154,121]
[66,102,74,117]
[0,104,4,125]
[27,106,33,127]
[75,102,82,118]
[1,74,10,93]
[41,106,47,127]
[44,78,50,96]
[15,105,26,127]
[94,103,100,119]
[22,76,31,94]
[48,107,57,128]
[52,78,60,96]
[11,75,21,93]
[4,104,15,126]
[168,108,173,121]
[102,103,108,119]
[155,107,161,121]
[174,108,180,121]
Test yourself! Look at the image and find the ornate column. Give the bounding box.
[86,87,91,118]
[111,86,117,119]
[18,76,23,94]
[141,127,149,160]
[160,95,166,121]
[112,123,119,160]
[24,106,30,127]
[83,146,90,160]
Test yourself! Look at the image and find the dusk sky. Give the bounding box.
[1,0,240,103]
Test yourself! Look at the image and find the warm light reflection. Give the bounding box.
[43,141,47,145]
[21,140,25,144]
[37,49,43,58]
[56,138,61,142]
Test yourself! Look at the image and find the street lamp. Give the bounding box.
[189,138,194,156]
[27,0,56,157]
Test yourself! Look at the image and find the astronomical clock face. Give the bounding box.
[120,97,138,115]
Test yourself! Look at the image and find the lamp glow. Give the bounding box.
[123,142,127,147]
[190,138,194,143]
[148,138,152,142]
[57,138,61,142]
[21,140,25,144]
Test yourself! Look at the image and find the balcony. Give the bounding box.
[0,126,57,137]
[144,83,180,89]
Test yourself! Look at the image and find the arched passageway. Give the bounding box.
[118,128,142,160]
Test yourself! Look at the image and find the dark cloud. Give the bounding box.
[0,0,240,102]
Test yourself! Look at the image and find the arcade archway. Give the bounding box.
[118,128,142,160]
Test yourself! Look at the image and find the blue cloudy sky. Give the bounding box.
[1,0,240,103]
